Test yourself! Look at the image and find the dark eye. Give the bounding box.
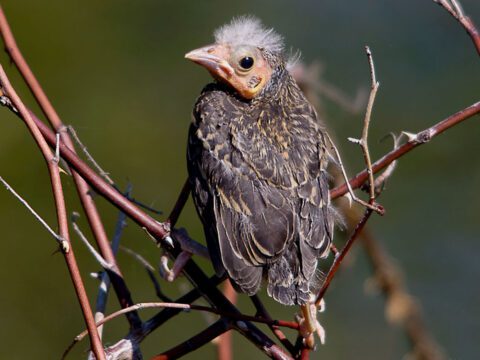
[239,56,254,70]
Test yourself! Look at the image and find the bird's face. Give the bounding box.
[185,43,272,100]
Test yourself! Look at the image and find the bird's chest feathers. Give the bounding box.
[229,102,318,187]
[193,87,321,188]
[232,110,292,156]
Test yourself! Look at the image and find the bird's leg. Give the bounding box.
[297,297,326,349]
[159,250,192,282]
[299,304,316,349]
[143,225,203,282]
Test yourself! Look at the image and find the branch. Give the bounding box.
[250,296,297,356]
[0,5,141,330]
[348,46,380,203]
[316,208,373,306]
[70,301,299,348]
[0,65,105,359]
[434,0,480,55]
[216,281,236,360]
[331,100,480,200]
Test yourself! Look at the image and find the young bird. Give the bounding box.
[185,16,335,306]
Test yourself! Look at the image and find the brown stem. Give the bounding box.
[0,5,141,329]
[250,296,297,356]
[74,301,299,345]
[0,66,105,359]
[217,281,236,360]
[434,0,480,56]
[315,209,373,306]
[331,100,480,200]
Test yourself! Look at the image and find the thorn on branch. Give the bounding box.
[360,133,400,195]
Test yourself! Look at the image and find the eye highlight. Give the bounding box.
[239,56,254,70]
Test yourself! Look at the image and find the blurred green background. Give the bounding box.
[0,0,479,359]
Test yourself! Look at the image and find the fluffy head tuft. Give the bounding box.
[214,16,284,54]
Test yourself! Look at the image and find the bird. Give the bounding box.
[185,16,335,306]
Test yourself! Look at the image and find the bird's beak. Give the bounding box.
[185,44,234,80]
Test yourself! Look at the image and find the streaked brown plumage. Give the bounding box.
[186,16,334,305]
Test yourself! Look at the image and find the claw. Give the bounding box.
[163,235,174,247]
[297,299,328,348]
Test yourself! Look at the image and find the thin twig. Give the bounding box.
[324,64,382,213]
[326,132,383,214]
[71,212,112,270]
[359,46,379,201]
[66,125,115,185]
[342,46,380,208]
[371,133,400,193]
[0,175,67,249]
[433,0,480,55]
[71,301,300,345]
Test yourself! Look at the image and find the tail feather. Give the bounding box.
[266,247,310,305]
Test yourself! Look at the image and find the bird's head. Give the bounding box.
[185,16,285,100]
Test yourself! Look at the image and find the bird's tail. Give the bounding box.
[266,250,311,306]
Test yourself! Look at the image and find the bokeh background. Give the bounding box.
[0,0,479,359]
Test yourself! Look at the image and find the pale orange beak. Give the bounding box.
[185,44,234,80]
